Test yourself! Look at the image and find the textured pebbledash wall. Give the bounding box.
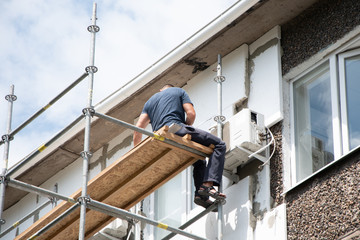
[281,0,360,75]
[242,0,360,237]
[281,1,360,238]
[285,151,360,239]
[269,122,284,207]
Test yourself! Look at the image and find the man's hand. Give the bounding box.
[133,113,150,146]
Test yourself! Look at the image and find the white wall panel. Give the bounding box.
[248,26,283,127]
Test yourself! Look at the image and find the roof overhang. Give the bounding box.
[5,0,319,209]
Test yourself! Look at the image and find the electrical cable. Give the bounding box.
[258,127,276,169]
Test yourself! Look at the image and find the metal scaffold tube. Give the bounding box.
[0,200,51,238]
[0,85,16,225]
[214,54,225,240]
[0,73,88,146]
[79,2,99,239]
[7,178,76,204]
[7,114,83,177]
[29,203,81,240]
[87,199,207,240]
[162,201,220,240]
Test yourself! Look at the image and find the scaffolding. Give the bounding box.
[0,3,227,240]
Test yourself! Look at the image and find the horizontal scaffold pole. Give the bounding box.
[94,112,210,158]
[7,178,76,204]
[162,201,220,240]
[87,199,207,240]
[0,200,51,238]
[7,114,83,177]
[0,73,88,146]
[29,202,80,240]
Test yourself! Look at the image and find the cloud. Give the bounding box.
[0,0,238,167]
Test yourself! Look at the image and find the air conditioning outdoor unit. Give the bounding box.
[223,108,265,171]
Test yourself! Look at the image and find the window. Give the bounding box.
[152,166,195,239]
[292,47,360,183]
[154,174,184,239]
[293,62,335,182]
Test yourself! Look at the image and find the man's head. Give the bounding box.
[160,84,174,92]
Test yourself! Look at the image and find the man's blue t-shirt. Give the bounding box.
[142,87,193,131]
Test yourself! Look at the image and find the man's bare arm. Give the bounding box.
[133,113,150,146]
[183,103,196,125]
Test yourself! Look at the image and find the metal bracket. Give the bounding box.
[49,196,58,205]
[0,218,5,225]
[235,145,268,162]
[85,65,98,73]
[87,25,100,33]
[82,107,95,117]
[213,75,226,83]
[222,169,240,184]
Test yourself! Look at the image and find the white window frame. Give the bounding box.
[289,46,360,185]
[329,55,343,159]
[290,58,340,184]
[338,48,360,154]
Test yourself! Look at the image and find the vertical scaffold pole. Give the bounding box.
[0,85,17,225]
[79,3,99,239]
[214,54,225,240]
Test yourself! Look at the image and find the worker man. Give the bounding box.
[133,84,226,209]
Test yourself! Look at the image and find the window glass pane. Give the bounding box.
[154,174,182,239]
[345,55,360,150]
[293,62,334,182]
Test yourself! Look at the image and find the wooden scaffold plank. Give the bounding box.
[15,126,213,240]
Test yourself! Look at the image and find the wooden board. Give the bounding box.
[15,126,213,240]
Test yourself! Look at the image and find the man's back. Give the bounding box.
[142,87,192,131]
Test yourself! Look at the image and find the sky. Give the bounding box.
[0,0,239,168]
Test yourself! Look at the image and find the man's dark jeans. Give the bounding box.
[175,125,226,196]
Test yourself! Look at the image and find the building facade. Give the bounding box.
[2,0,360,239]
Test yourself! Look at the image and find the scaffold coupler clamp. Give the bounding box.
[80,151,93,160]
[5,93,17,102]
[214,75,226,83]
[1,134,14,145]
[213,115,226,124]
[0,175,9,186]
[85,65,98,74]
[77,195,91,206]
[82,107,95,117]
[87,24,100,33]
[215,197,227,206]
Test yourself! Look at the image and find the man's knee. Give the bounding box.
[218,140,226,151]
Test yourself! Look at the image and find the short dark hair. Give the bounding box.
[162,84,174,88]
[160,84,174,91]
